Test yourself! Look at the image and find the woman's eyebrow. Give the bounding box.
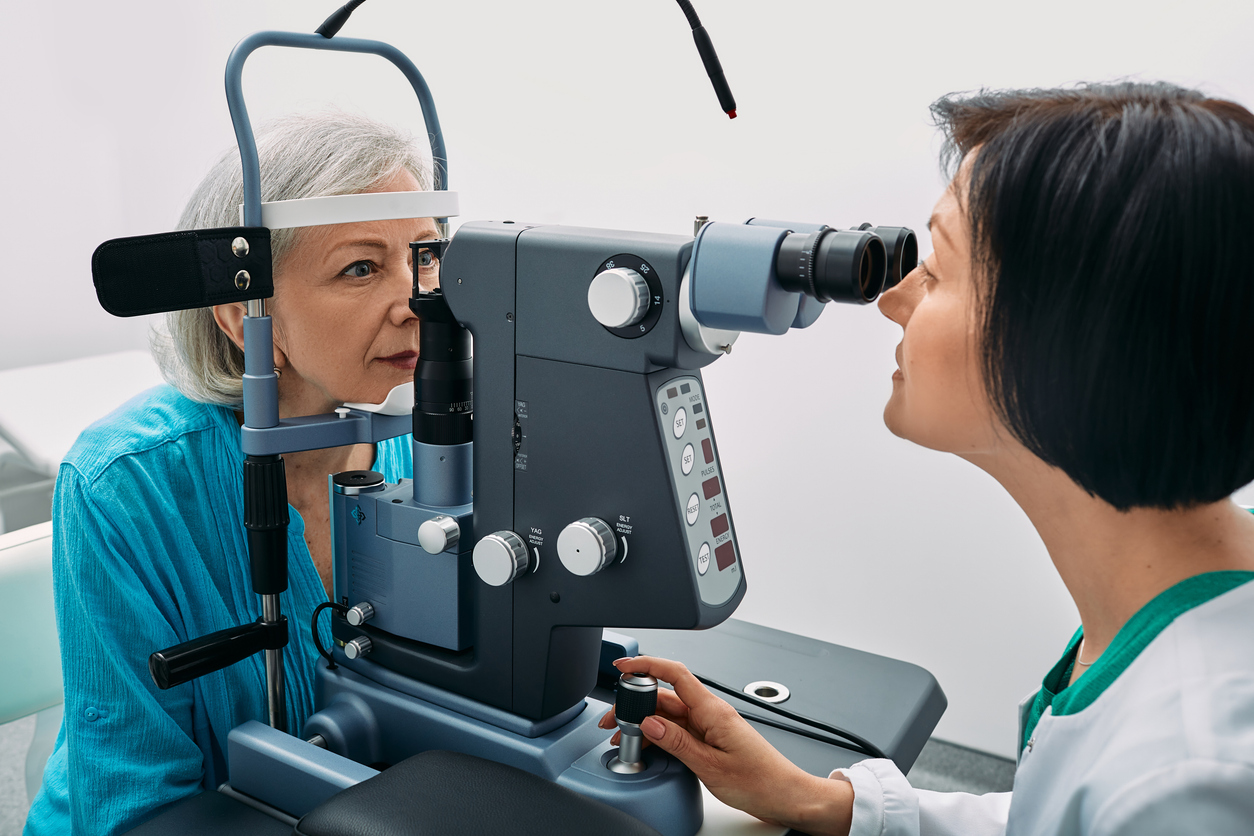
[327,239,390,257]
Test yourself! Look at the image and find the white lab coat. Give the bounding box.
[831,578,1254,836]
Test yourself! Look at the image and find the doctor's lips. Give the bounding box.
[379,351,418,370]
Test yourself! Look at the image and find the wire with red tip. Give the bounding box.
[676,0,738,118]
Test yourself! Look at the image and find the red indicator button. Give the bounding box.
[710,514,729,537]
[715,542,736,571]
[702,476,721,500]
[701,439,714,464]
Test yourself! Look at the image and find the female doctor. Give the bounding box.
[601,82,1254,835]
[25,111,439,836]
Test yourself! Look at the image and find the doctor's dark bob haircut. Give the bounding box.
[932,83,1254,510]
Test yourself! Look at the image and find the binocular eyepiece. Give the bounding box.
[750,219,919,304]
[686,218,919,339]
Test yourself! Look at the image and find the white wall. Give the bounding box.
[3,0,1253,759]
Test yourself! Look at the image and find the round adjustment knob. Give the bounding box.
[344,636,372,660]
[473,531,530,587]
[588,268,650,329]
[418,515,461,555]
[615,672,659,725]
[346,602,375,626]
[556,517,617,577]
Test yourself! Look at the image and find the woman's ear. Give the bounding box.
[212,303,246,351]
[212,302,290,374]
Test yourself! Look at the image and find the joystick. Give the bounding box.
[608,672,658,774]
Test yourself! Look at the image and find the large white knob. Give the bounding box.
[418,515,460,555]
[588,268,650,328]
[473,531,530,586]
[557,518,618,577]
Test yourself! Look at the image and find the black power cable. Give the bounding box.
[315,0,736,118]
[312,602,351,669]
[317,0,368,38]
[693,672,887,760]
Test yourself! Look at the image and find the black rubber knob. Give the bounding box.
[615,673,658,725]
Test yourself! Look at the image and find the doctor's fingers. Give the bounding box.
[612,655,720,713]
[598,689,691,730]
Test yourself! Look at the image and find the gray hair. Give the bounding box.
[151,110,432,407]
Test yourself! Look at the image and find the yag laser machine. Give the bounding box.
[91,13,944,836]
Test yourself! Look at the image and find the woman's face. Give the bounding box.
[878,164,1000,457]
[270,168,439,414]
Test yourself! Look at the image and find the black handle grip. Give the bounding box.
[149,616,288,690]
[615,674,659,725]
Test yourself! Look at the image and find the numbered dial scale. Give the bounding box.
[655,375,741,606]
[593,253,665,338]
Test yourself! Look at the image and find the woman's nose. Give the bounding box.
[878,267,922,325]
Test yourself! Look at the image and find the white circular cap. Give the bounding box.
[418,515,461,555]
[344,636,372,660]
[473,531,529,587]
[556,517,617,577]
[588,268,650,329]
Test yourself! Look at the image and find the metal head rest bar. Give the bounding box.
[225,30,450,438]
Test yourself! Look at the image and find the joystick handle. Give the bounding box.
[615,672,659,724]
[608,672,658,774]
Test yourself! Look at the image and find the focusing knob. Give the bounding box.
[473,531,530,586]
[588,268,650,329]
[556,518,617,577]
[344,636,372,660]
[346,602,375,626]
[418,515,461,554]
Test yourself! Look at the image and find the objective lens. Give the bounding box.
[775,228,887,304]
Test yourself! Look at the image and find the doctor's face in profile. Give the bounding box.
[878,162,1001,457]
[268,168,441,414]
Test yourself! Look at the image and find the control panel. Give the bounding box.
[654,375,740,606]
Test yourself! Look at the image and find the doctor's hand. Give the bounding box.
[597,656,854,836]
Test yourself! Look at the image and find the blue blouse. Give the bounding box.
[23,385,412,836]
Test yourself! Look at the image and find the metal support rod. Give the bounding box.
[262,593,287,732]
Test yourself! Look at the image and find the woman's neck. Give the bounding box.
[971,446,1254,663]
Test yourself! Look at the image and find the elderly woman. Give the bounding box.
[603,83,1254,835]
[24,111,438,836]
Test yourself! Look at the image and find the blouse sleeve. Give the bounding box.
[831,759,1011,836]
[46,464,207,836]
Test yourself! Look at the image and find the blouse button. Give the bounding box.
[84,706,109,723]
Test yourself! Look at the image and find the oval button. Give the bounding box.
[673,407,687,438]
[681,443,695,475]
[686,493,700,526]
[697,543,711,575]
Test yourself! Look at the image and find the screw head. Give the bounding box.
[506,312,514,322]
[235,270,251,290]
[231,237,250,257]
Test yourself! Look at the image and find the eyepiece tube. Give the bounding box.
[871,226,918,290]
[775,228,887,304]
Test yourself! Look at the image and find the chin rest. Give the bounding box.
[293,750,661,836]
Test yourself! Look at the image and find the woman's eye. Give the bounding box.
[342,261,374,279]
[416,250,440,271]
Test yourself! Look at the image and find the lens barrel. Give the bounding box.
[410,289,473,445]
[775,227,887,304]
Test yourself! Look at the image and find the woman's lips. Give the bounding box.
[379,351,418,370]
